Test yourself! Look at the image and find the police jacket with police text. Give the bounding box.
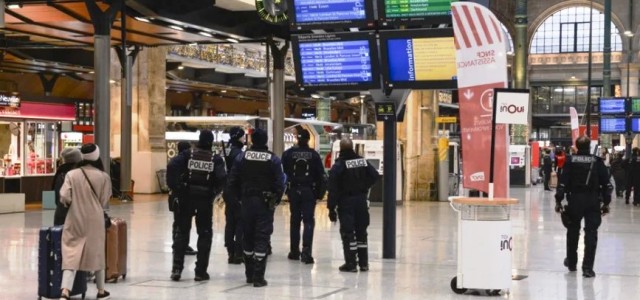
[327,149,379,210]
[226,145,286,202]
[282,145,325,187]
[167,147,226,198]
[557,153,610,205]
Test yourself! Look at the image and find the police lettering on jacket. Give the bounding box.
[291,151,312,160]
[188,159,215,172]
[345,158,367,169]
[245,151,272,161]
[571,156,595,164]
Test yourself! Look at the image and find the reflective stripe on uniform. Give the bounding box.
[244,251,254,256]
[255,252,267,258]
[357,243,368,249]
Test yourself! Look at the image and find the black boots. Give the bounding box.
[339,240,358,272]
[563,258,576,272]
[300,247,315,264]
[170,269,181,281]
[583,269,596,278]
[357,245,368,271]
[253,257,268,287]
[287,250,300,260]
[228,247,244,264]
[244,253,254,284]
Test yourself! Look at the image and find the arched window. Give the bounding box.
[530,6,623,54]
[501,23,514,54]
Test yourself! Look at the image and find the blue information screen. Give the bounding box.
[599,98,626,114]
[632,118,640,133]
[298,40,373,86]
[600,118,626,133]
[294,0,366,23]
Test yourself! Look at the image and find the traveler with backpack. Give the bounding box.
[282,129,327,264]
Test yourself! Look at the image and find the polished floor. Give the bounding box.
[2,186,639,299]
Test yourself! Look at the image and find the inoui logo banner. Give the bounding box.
[452,2,509,197]
[495,91,530,125]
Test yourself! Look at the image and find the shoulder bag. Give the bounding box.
[80,168,111,229]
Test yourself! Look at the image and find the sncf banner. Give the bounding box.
[452,2,509,197]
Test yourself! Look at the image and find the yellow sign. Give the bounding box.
[436,117,458,123]
[438,137,449,161]
[413,37,457,81]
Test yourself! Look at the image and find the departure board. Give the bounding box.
[381,0,457,19]
[633,118,640,133]
[294,0,366,23]
[292,32,379,90]
[600,118,627,133]
[599,98,626,114]
[632,98,640,113]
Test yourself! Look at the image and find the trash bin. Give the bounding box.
[156,169,169,193]
[448,197,518,295]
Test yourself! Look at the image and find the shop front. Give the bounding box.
[0,101,75,204]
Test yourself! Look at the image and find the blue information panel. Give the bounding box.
[298,40,373,86]
[599,98,626,114]
[632,118,640,133]
[600,118,627,133]
[294,0,366,23]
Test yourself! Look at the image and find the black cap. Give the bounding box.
[177,141,191,153]
[297,129,310,142]
[199,130,214,147]
[229,127,245,141]
[251,128,268,146]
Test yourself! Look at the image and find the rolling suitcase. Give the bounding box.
[38,226,87,299]
[550,172,558,188]
[106,218,127,282]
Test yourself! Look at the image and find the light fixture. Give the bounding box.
[624,30,634,37]
[226,38,239,43]
[188,42,198,46]
[221,90,227,93]
[89,71,95,74]
[109,79,116,84]
[311,94,322,99]
[169,25,184,31]
[199,31,213,37]
[134,17,150,23]
[570,75,576,79]
[7,4,21,9]
[178,65,184,70]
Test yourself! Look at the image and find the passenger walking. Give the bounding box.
[52,148,82,226]
[226,128,286,287]
[327,138,379,272]
[610,152,627,200]
[282,129,327,264]
[626,148,640,206]
[59,144,112,299]
[167,131,226,281]
[224,126,246,264]
[543,149,553,191]
[167,141,197,257]
[555,137,611,278]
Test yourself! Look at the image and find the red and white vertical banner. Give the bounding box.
[452,2,509,198]
[569,107,580,145]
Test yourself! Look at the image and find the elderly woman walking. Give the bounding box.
[59,144,112,300]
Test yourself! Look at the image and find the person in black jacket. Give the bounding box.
[555,136,611,278]
[282,129,327,264]
[610,152,627,200]
[328,138,379,272]
[168,141,197,256]
[167,131,226,282]
[52,148,82,226]
[543,148,553,191]
[626,147,640,206]
[224,126,246,264]
[226,128,286,287]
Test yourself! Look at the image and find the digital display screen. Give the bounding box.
[632,98,640,114]
[599,98,626,114]
[290,0,374,29]
[599,118,627,133]
[380,0,457,20]
[632,118,640,133]
[380,29,457,89]
[292,32,379,91]
[387,37,456,82]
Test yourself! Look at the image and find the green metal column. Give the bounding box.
[316,98,331,122]
[603,0,612,97]
[514,0,528,89]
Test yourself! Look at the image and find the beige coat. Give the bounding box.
[60,166,112,271]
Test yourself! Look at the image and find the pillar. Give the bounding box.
[316,98,331,122]
[603,0,612,97]
[621,64,640,97]
[513,0,529,145]
[403,90,437,201]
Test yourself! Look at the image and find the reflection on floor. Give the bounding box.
[1,187,639,299]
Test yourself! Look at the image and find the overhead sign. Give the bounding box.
[494,90,530,125]
[598,97,627,115]
[0,93,20,108]
[452,2,509,198]
[375,102,396,121]
[436,116,458,123]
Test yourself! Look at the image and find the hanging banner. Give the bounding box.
[452,2,509,197]
[569,107,579,145]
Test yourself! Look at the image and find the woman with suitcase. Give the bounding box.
[59,144,112,300]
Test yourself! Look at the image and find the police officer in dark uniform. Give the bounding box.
[328,138,379,272]
[168,141,197,256]
[626,147,640,206]
[555,136,611,278]
[167,130,226,281]
[224,126,246,264]
[282,129,327,264]
[227,128,285,287]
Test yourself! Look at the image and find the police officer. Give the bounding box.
[167,130,226,281]
[555,136,611,278]
[626,147,640,206]
[282,129,327,264]
[227,128,285,287]
[168,141,197,256]
[224,126,246,264]
[327,138,379,272]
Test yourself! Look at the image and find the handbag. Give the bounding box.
[80,168,111,229]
